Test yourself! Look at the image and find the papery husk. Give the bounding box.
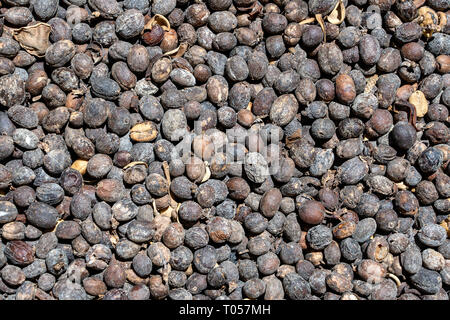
[109,230,120,247]
[327,0,345,25]
[144,14,171,32]
[159,264,171,284]
[85,42,104,64]
[396,182,408,190]
[159,206,174,218]
[299,17,316,25]
[408,90,428,117]
[200,162,211,183]
[163,42,188,58]
[123,161,148,170]
[12,23,51,57]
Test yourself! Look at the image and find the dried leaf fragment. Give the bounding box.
[12,23,51,57]
[408,90,428,117]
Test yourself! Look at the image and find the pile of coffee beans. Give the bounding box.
[0,0,448,300]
